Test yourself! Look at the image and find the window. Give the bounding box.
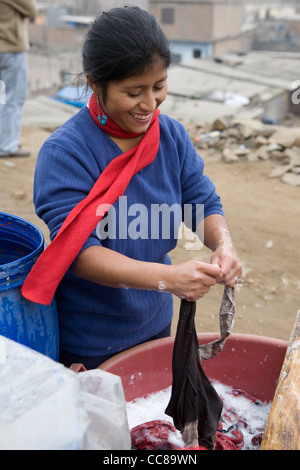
[161,8,174,25]
[193,49,202,58]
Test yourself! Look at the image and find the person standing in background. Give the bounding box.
[0,0,37,158]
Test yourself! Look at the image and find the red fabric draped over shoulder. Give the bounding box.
[22,94,160,305]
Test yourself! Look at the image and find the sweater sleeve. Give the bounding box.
[33,141,102,252]
[180,126,224,231]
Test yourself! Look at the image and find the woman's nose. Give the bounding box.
[140,92,156,112]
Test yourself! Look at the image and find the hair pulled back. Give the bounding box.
[82,6,171,99]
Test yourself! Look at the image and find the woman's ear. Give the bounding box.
[86,75,104,103]
[86,74,96,93]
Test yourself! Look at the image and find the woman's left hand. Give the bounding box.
[210,244,242,287]
[199,214,242,287]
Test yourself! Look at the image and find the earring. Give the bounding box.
[96,97,107,126]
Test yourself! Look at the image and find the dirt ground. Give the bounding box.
[1,125,299,343]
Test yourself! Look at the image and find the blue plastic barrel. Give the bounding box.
[0,212,59,361]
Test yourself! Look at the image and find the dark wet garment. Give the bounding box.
[165,286,235,449]
[199,286,235,360]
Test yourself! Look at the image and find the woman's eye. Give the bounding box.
[128,92,140,97]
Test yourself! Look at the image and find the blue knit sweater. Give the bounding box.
[33,106,224,357]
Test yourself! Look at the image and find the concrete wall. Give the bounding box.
[213,36,243,56]
[212,3,242,40]
[183,3,214,41]
[150,2,213,42]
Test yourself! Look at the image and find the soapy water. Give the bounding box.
[126,381,272,450]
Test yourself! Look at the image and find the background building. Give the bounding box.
[149,0,246,62]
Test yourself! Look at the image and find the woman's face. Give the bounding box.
[94,58,168,134]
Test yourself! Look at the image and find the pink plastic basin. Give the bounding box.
[100,333,287,403]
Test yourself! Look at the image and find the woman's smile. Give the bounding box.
[129,111,153,123]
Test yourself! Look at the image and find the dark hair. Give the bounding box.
[81,6,172,100]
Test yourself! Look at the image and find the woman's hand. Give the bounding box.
[166,260,222,301]
[210,244,242,287]
[198,214,243,288]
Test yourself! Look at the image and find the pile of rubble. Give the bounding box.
[187,116,300,186]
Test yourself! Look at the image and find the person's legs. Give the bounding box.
[0,52,28,156]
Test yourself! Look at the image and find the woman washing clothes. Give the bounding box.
[22,7,242,369]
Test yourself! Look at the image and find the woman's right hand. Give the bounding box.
[165,260,222,302]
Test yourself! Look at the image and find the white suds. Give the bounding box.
[126,382,271,450]
[158,280,167,291]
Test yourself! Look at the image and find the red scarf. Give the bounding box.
[22,94,160,305]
